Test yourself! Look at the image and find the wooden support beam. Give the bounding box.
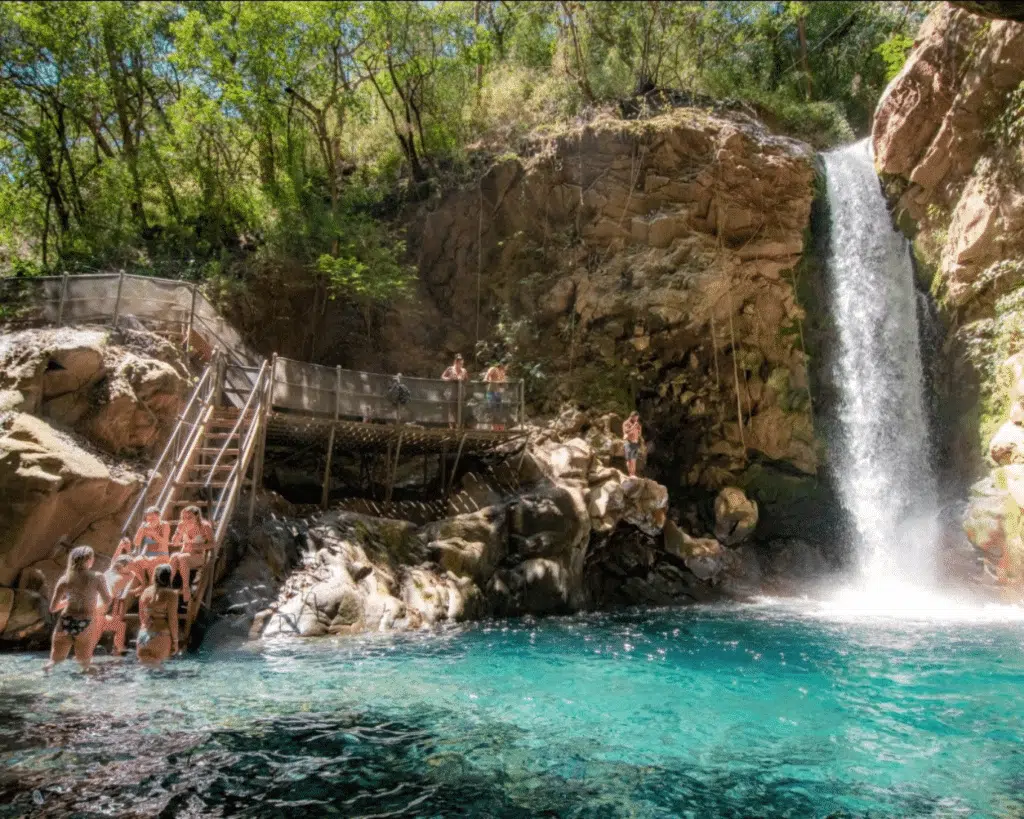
[385,428,404,503]
[320,365,341,511]
[440,441,448,494]
[446,432,468,498]
[320,427,336,510]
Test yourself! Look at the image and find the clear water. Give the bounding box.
[4,604,1024,817]
[822,139,939,585]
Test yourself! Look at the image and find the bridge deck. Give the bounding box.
[266,411,524,454]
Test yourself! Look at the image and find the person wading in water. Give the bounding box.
[45,545,111,672]
[137,564,179,667]
[622,411,644,477]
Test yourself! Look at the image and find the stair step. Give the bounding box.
[176,480,229,489]
[197,447,239,455]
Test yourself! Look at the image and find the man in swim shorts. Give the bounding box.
[622,411,643,477]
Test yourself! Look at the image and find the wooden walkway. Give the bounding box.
[7,272,528,648]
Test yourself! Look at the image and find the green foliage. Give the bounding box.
[0,0,932,282]
[992,81,1024,150]
[875,33,915,82]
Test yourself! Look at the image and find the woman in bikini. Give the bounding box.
[137,564,179,667]
[169,505,215,604]
[45,545,111,672]
[96,555,143,657]
[132,506,171,583]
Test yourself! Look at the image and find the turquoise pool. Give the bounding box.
[3,600,1024,817]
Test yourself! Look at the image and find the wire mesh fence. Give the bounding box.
[270,356,523,428]
[2,271,525,428]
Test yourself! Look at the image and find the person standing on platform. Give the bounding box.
[483,360,508,431]
[622,411,644,477]
[441,354,469,427]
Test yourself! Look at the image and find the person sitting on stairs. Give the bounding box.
[97,555,143,657]
[131,506,171,584]
[169,505,215,604]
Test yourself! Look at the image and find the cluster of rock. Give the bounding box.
[225,408,777,641]
[872,4,1024,587]
[0,326,188,645]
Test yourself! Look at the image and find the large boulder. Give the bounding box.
[990,421,1024,466]
[422,505,507,584]
[0,413,141,587]
[0,587,49,646]
[714,486,759,545]
[0,327,188,456]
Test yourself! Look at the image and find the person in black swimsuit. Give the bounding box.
[44,545,111,672]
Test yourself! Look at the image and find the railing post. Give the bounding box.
[457,379,464,429]
[56,273,69,326]
[268,353,278,410]
[320,365,342,510]
[213,354,226,407]
[185,283,198,355]
[112,269,126,329]
[248,365,269,527]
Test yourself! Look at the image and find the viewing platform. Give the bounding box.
[1,271,528,647]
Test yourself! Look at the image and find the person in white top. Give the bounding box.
[441,354,469,427]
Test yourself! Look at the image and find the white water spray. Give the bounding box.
[822,140,939,591]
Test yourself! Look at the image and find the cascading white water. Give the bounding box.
[823,139,939,588]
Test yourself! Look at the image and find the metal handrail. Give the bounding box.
[120,358,218,538]
[203,360,268,490]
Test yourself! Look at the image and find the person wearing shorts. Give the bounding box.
[623,411,643,477]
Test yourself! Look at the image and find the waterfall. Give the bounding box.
[822,139,939,588]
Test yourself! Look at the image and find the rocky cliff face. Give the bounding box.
[0,326,189,645]
[872,3,1024,587]
[220,410,824,642]
[382,107,839,547]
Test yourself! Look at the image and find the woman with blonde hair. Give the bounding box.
[132,505,171,583]
[44,545,110,672]
[169,505,214,604]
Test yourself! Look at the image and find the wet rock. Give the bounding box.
[714,486,759,545]
[990,421,1024,466]
[0,588,49,646]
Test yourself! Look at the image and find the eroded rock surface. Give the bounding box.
[0,326,188,639]
[872,5,1024,589]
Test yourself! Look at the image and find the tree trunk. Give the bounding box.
[797,16,813,101]
[102,23,148,231]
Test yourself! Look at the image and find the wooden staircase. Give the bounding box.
[119,355,270,649]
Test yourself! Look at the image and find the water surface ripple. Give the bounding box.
[3,604,1024,817]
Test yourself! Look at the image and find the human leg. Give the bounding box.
[73,630,97,671]
[137,632,172,667]
[45,629,72,672]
